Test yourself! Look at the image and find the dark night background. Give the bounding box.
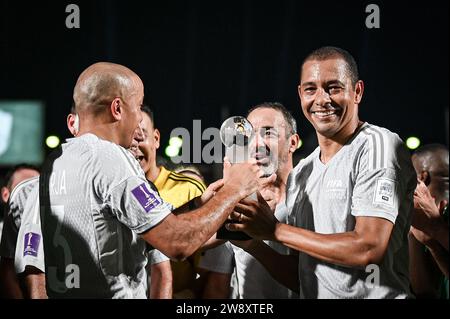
[0,0,448,179]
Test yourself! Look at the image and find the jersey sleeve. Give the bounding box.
[107,177,173,234]
[351,132,416,224]
[198,243,234,274]
[15,187,45,274]
[93,143,174,234]
[148,249,170,265]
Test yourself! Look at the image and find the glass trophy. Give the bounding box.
[217,116,254,241]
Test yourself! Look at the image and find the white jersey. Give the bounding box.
[0,177,39,259]
[40,134,172,299]
[199,203,297,299]
[15,182,44,274]
[287,122,416,299]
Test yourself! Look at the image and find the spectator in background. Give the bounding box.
[409,144,449,298]
[137,105,207,299]
[0,164,39,298]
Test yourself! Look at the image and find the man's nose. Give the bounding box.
[134,126,144,142]
[315,88,332,107]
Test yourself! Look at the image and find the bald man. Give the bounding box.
[409,144,449,298]
[39,62,268,298]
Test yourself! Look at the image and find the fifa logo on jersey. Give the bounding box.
[23,232,40,257]
[132,183,162,213]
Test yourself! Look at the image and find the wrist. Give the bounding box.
[273,222,284,242]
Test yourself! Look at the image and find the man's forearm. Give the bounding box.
[430,221,449,251]
[149,262,173,299]
[273,218,392,268]
[0,257,24,299]
[408,233,441,297]
[243,241,299,293]
[23,270,47,299]
[427,240,449,278]
[144,184,244,260]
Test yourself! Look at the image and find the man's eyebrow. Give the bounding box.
[326,80,346,86]
[300,81,316,87]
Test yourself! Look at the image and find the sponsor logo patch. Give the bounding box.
[24,232,40,257]
[373,178,396,207]
[131,183,161,213]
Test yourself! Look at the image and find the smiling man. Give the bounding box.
[228,46,417,298]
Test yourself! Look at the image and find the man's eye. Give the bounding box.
[329,87,342,93]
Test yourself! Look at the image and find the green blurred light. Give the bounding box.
[297,138,303,149]
[46,135,60,149]
[165,145,180,158]
[406,136,421,150]
[169,136,183,148]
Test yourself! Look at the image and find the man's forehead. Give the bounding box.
[301,58,348,83]
[248,108,286,129]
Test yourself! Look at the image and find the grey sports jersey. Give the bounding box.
[0,177,39,259]
[40,134,172,299]
[15,182,44,274]
[200,203,297,299]
[286,123,416,299]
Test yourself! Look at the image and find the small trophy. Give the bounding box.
[217,116,254,241]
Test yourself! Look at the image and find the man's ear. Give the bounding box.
[1,186,10,204]
[154,128,161,150]
[289,134,300,153]
[110,98,122,121]
[418,170,431,186]
[354,80,364,104]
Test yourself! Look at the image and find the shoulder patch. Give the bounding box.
[131,183,162,213]
[373,177,396,208]
[23,232,41,257]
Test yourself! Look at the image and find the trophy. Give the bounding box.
[217,116,254,241]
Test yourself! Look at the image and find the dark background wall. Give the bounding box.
[0,0,448,172]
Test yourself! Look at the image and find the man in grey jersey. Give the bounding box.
[39,62,270,298]
[228,46,416,298]
[200,102,299,299]
[0,164,39,298]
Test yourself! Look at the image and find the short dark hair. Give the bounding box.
[301,46,359,86]
[141,104,155,127]
[247,102,297,137]
[2,163,40,189]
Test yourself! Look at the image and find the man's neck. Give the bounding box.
[78,118,122,146]
[146,164,161,183]
[317,120,363,164]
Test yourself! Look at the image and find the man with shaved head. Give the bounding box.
[39,62,270,298]
[409,144,449,298]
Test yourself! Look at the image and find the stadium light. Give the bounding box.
[406,136,421,150]
[46,135,60,149]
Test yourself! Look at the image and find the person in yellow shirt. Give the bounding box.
[138,105,206,298]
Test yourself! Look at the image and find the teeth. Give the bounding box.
[314,111,335,116]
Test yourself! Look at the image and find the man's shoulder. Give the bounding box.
[9,176,39,206]
[356,123,404,149]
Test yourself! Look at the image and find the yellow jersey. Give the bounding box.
[153,166,206,298]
